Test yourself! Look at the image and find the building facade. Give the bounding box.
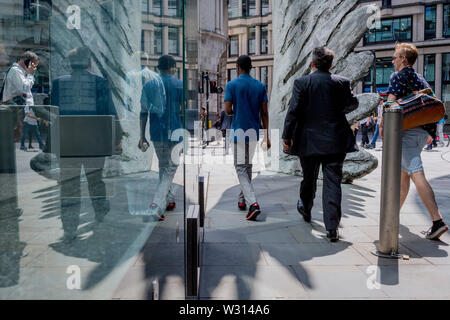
[226,0,273,98]
[356,0,450,123]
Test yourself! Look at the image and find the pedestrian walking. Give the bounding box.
[282,47,359,242]
[224,55,270,221]
[381,43,448,240]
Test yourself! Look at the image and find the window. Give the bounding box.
[248,26,256,55]
[260,66,268,87]
[154,25,163,54]
[364,16,412,44]
[242,0,256,17]
[444,4,450,38]
[168,27,179,55]
[250,68,256,78]
[168,0,180,17]
[442,54,450,107]
[424,54,436,91]
[152,0,162,16]
[141,30,146,52]
[228,0,239,18]
[142,0,149,13]
[228,69,237,81]
[425,6,436,40]
[382,0,392,8]
[24,0,51,21]
[261,25,268,54]
[362,57,394,93]
[261,0,270,16]
[229,36,239,57]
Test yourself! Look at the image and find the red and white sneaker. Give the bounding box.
[246,203,261,221]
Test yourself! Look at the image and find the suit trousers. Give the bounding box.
[299,154,346,231]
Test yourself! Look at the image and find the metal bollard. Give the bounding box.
[198,176,205,227]
[372,108,405,259]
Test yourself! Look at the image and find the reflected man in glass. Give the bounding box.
[51,46,117,242]
[139,55,183,222]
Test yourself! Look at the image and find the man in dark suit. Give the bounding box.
[282,47,359,242]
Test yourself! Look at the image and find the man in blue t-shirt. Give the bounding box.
[140,55,183,222]
[224,55,270,221]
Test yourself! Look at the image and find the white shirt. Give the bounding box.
[2,62,35,106]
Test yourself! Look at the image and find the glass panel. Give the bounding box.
[442,54,450,115]
[248,26,256,55]
[229,36,239,57]
[425,6,436,40]
[424,54,436,84]
[228,0,239,18]
[444,5,450,38]
[260,66,268,87]
[362,57,393,93]
[152,0,162,16]
[168,27,179,55]
[142,0,149,13]
[261,25,268,54]
[261,0,270,15]
[228,69,237,81]
[248,0,256,16]
[0,0,186,299]
[168,0,180,17]
[154,25,163,55]
[250,68,256,78]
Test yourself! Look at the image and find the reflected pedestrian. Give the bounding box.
[51,46,119,242]
[140,55,183,222]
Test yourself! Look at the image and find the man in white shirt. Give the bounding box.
[1,51,44,150]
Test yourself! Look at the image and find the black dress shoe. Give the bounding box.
[327,229,339,242]
[297,200,311,223]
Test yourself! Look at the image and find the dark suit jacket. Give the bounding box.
[282,70,359,157]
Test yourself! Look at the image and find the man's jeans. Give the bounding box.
[20,122,44,149]
[369,124,380,146]
[151,141,181,211]
[60,157,108,234]
[233,141,257,206]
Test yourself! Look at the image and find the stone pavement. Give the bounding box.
[2,139,450,299]
[113,139,450,300]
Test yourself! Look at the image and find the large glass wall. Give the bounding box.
[0,0,191,299]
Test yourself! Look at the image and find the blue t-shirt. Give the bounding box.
[387,67,430,99]
[224,74,268,142]
[143,73,183,142]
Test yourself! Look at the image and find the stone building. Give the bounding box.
[226,0,273,98]
[355,0,450,123]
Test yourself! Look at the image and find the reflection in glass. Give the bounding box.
[139,55,183,221]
